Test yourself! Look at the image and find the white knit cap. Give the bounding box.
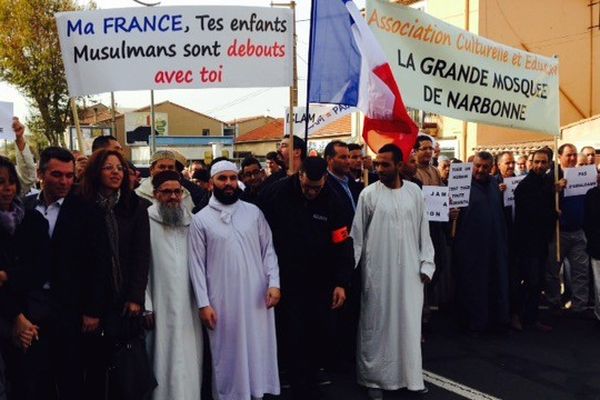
[210,160,238,178]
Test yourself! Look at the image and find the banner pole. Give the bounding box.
[110,91,116,137]
[304,0,316,146]
[150,90,156,155]
[554,137,561,263]
[70,98,85,152]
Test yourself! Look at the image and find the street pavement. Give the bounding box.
[267,309,600,400]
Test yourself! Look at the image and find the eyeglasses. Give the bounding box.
[242,170,263,178]
[157,188,183,197]
[102,165,124,172]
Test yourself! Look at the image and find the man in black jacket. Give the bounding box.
[514,149,558,331]
[323,141,362,370]
[259,157,354,400]
[22,147,111,400]
[583,169,600,321]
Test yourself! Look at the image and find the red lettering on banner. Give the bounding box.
[227,38,286,58]
[199,65,223,83]
[154,70,194,84]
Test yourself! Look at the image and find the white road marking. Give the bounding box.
[423,370,502,400]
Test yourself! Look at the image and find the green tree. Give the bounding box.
[0,0,94,146]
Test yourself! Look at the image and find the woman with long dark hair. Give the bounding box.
[79,149,153,400]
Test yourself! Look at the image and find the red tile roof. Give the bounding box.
[310,115,353,138]
[234,114,354,143]
[235,119,284,143]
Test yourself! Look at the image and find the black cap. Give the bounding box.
[152,170,182,190]
[300,156,327,181]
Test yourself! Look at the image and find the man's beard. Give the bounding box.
[213,186,239,205]
[158,202,184,226]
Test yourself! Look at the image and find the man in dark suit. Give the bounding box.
[323,140,363,374]
[324,141,362,230]
[20,147,110,400]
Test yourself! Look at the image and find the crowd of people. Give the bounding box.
[0,117,599,400]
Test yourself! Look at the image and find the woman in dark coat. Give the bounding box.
[0,156,49,399]
[79,149,152,400]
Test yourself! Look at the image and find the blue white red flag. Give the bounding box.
[308,0,418,159]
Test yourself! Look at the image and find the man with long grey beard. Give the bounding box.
[145,170,204,400]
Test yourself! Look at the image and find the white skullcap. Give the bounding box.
[210,160,238,178]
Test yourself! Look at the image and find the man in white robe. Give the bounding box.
[188,160,281,400]
[351,144,435,399]
[145,171,203,400]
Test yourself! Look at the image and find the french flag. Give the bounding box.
[308,0,418,160]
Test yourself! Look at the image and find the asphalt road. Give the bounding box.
[267,309,600,400]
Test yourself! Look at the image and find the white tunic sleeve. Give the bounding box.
[257,209,280,289]
[15,143,36,196]
[188,216,210,308]
[417,189,436,279]
[144,265,154,312]
[351,190,370,269]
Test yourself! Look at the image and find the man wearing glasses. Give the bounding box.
[146,170,204,400]
[259,157,354,399]
[240,156,267,204]
[135,150,195,212]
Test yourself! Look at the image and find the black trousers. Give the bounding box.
[9,307,85,400]
[518,252,548,324]
[278,288,335,399]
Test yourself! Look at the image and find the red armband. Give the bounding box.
[331,226,349,244]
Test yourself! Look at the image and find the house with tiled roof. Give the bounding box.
[227,115,278,137]
[235,119,285,157]
[234,115,360,157]
[82,101,229,162]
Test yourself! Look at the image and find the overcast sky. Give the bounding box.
[0,0,365,123]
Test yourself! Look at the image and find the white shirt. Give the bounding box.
[35,195,66,238]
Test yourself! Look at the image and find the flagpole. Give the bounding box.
[304,0,317,145]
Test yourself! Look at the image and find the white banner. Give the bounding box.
[564,165,598,197]
[448,163,472,207]
[0,101,13,141]
[284,105,356,137]
[56,7,293,96]
[423,185,449,222]
[367,0,560,135]
[503,175,526,207]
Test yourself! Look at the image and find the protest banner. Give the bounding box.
[284,105,356,136]
[448,163,472,207]
[366,0,560,135]
[564,165,598,197]
[503,175,526,207]
[423,185,449,222]
[0,101,13,141]
[55,6,293,96]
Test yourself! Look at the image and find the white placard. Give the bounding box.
[55,7,293,96]
[564,165,598,197]
[0,101,14,141]
[423,185,449,222]
[284,105,356,137]
[448,163,473,207]
[124,112,169,136]
[503,175,526,207]
[367,0,560,135]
